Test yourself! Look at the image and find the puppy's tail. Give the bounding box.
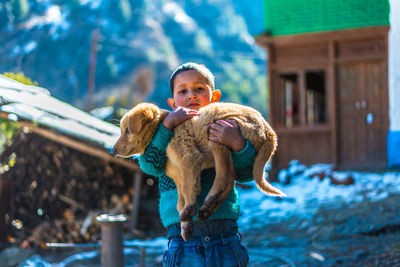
[252,131,286,197]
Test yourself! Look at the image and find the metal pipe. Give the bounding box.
[131,172,142,231]
[46,214,147,266]
[96,214,127,267]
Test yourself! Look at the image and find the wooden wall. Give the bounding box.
[257,26,389,173]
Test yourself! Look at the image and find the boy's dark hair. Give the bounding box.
[169,62,215,95]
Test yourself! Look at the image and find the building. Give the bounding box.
[256,0,399,171]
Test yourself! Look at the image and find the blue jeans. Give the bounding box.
[162,231,249,267]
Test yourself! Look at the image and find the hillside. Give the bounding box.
[0,0,267,114]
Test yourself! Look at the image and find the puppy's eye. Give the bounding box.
[125,127,129,135]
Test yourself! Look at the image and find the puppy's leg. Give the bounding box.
[198,142,236,221]
[165,161,187,212]
[178,152,203,241]
[176,178,185,212]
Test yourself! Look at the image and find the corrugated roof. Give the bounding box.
[0,74,120,150]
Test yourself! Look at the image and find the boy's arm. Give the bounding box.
[139,106,199,176]
[231,140,256,183]
[138,124,174,176]
[208,119,256,182]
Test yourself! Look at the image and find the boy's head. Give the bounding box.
[169,62,215,93]
[168,62,221,111]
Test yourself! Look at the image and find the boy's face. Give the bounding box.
[168,70,220,111]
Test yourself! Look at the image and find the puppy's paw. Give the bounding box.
[181,221,194,241]
[197,207,211,221]
[179,205,196,222]
[198,195,219,220]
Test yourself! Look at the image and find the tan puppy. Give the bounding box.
[113,102,285,240]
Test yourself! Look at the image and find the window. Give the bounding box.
[280,74,299,127]
[306,71,326,125]
[277,70,326,128]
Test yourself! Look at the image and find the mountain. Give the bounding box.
[0,0,267,115]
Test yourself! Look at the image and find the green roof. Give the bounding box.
[264,0,390,36]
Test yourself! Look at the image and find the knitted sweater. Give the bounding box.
[138,123,256,228]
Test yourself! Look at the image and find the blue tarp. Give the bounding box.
[388,130,400,168]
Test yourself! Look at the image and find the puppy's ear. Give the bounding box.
[129,109,155,134]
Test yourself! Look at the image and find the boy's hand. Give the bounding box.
[208,119,246,152]
[163,107,200,130]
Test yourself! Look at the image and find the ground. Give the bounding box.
[2,161,400,266]
[239,162,400,266]
[243,192,400,266]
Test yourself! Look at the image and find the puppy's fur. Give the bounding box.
[113,102,285,240]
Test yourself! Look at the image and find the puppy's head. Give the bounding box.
[113,103,161,157]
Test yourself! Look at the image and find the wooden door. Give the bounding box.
[338,62,387,168]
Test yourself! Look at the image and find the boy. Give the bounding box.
[139,62,255,266]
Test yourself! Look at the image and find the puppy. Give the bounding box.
[113,102,285,241]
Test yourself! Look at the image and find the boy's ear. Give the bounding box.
[167,98,176,109]
[211,90,221,103]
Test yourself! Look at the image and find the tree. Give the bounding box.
[11,0,29,22]
[2,72,38,86]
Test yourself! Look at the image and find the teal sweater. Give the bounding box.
[138,123,256,228]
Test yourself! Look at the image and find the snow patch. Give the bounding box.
[22,41,38,54]
[163,2,197,32]
[22,5,70,34]
[238,161,400,232]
